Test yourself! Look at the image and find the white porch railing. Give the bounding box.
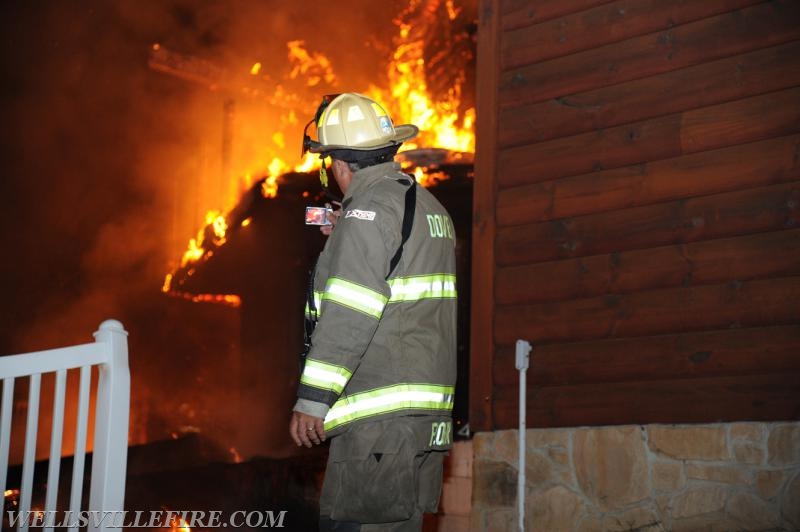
[0,319,130,532]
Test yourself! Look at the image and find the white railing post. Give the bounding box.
[88,319,130,531]
[0,378,14,510]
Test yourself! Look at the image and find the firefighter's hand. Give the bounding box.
[290,411,326,447]
[320,202,342,236]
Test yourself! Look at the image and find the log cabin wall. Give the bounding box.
[471,0,800,432]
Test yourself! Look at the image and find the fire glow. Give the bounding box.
[164,0,475,301]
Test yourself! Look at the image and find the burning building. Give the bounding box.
[1,1,478,527]
[0,1,478,528]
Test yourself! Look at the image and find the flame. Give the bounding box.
[367,0,475,154]
[229,446,243,463]
[287,40,336,87]
[175,211,226,267]
[445,0,460,20]
[267,158,286,180]
[217,41,328,208]
[162,273,173,293]
[414,168,450,188]
[295,152,319,173]
[163,287,241,308]
[169,513,192,532]
[262,173,279,199]
[180,238,204,267]
[208,211,227,242]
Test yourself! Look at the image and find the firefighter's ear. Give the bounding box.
[330,160,353,194]
[330,159,349,173]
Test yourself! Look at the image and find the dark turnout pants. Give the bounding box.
[318,416,452,532]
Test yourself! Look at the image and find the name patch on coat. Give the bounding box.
[345,209,376,221]
[426,214,455,240]
[429,421,452,447]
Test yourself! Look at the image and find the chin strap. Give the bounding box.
[319,156,342,203]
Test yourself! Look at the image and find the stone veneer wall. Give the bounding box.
[470,422,800,531]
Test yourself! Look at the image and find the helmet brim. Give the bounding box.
[309,124,419,154]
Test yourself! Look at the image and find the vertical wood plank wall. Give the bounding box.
[471,0,800,431]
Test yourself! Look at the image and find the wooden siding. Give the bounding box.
[471,0,800,431]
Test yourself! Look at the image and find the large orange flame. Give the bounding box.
[369,0,475,154]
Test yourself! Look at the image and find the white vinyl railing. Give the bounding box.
[0,320,130,532]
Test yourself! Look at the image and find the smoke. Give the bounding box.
[0,0,473,458]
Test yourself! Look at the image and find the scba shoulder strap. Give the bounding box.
[387,176,416,280]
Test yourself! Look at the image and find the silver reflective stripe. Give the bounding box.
[323,277,387,319]
[324,383,454,431]
[301,359,353,394]
[388,274,457,302]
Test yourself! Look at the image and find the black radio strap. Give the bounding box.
[301,258,318,368]
[387,177,416,280]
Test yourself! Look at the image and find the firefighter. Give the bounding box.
[289,92,458,531]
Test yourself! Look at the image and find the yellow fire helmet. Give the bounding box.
[304,93,419,156]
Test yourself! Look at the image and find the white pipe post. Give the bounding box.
[516,339,532,532]
[0,377,15,522]
[88,320,130,532]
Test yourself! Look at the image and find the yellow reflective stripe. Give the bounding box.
[324,383,455,431]
[300,359,353,394]
[304,291,323,318]
[323,277,387,319]
[388,274,457,302]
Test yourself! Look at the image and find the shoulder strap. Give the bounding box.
[387,178,416,280]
